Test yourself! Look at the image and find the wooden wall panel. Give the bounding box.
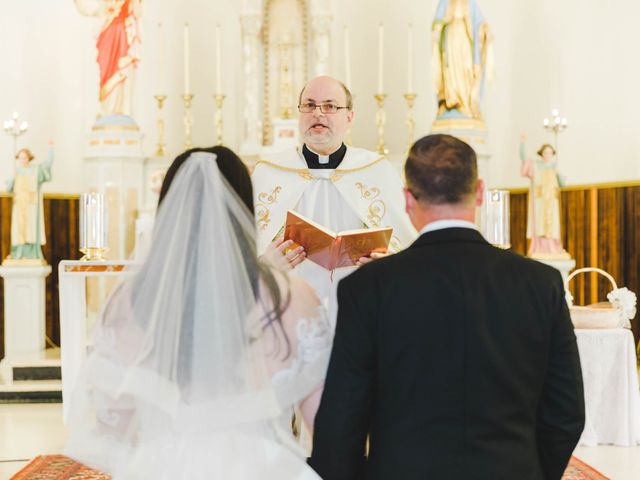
[562,190,591,306]
[509,192,527,256]
[0,195,81,360]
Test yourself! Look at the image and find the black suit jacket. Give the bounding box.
[309,228,585,480]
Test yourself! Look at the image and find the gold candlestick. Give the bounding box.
[213,94,226,146]
[154,94,167,157]
[182,93,195,149]
[403,93,417,155]
[345,94,355,146]
[374,93,388,155]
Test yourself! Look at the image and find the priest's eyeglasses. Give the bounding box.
[298,102,350,114]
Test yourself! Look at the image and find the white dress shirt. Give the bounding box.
[419,219,478,236]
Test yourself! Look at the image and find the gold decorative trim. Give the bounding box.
[356,182,386,227]
[254,160,313,179]
[501,180,640,194]
[334,157,386,174]
[0,193,81,200]
[91,124,140,132]
[330,158,386,182]
[255,185,282,231]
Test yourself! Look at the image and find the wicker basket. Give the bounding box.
[565,268,623,329]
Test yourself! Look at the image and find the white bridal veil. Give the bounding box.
[65,153,326,479]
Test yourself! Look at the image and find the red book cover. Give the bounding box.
[284,210,393,270]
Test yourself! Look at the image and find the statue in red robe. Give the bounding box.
[75,0,143,117]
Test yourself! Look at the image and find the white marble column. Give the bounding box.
[240,11,263,157]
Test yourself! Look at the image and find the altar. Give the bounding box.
[57,260,138,422]
[576,328,640,447]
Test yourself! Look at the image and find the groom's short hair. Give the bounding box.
[405,134,477,205]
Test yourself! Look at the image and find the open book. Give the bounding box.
[284,210,393,270]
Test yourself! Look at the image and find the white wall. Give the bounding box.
[1,0,638,193]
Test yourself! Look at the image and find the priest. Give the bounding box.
[252,76,416,327]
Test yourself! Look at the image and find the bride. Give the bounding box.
[65,147,332,479]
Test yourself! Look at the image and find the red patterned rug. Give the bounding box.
[11,455,109,479]
[11,454,609,479]
[562,456,609,480]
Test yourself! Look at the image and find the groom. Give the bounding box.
[309,134,585,479]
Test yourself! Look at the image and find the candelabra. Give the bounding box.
[154,95,167,157]
[213,94,226,146]
[182,94,195,149]
[3,112,28,155]
[373,94,388,155]
[403,93,417,155]
[543,108,568,155]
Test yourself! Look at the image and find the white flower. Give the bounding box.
[607,287,637,328]
[565,289,574,308]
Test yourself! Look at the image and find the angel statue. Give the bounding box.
[520,134,570,260]
[3,140,54,265]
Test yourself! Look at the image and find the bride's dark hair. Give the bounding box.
[158,146,291,358]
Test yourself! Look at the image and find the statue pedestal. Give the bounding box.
[0,265,52,383]
[84,115,146,259]
[431,117,491,186]
[534,257,576,284]
[262,118,298,155]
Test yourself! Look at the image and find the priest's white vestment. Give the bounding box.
[252,146,417,327]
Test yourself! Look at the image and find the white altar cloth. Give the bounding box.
[576,328,640,446]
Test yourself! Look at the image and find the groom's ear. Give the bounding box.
[403,187,416,215]
[475,179,485,207]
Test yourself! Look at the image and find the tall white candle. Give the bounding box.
[407,23,414,93]
[377,23,384,93]
[157,22,164,93]
[183,23,190,93]
[344,26,352,88]
[215,24,222,93]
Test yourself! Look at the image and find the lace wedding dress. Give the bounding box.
[64,153,332,479]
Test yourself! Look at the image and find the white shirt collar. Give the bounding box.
[419,219,478,236]
[307,145,331,165]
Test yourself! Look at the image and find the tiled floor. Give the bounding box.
[0,404,68,479]
[0,404,639,479]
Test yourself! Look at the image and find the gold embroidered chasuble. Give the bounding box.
[252,146,417,256]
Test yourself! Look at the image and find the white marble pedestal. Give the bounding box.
[431,118,491,186]
[263,118,298,154]
[535,258,576,283]
[84,115,146,259]
[0,264,52,383]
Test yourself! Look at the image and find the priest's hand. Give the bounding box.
[262,238,306,270]
[356,251,389,266]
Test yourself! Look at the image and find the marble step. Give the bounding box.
[0,379,62,404]
[13,365,61,381]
